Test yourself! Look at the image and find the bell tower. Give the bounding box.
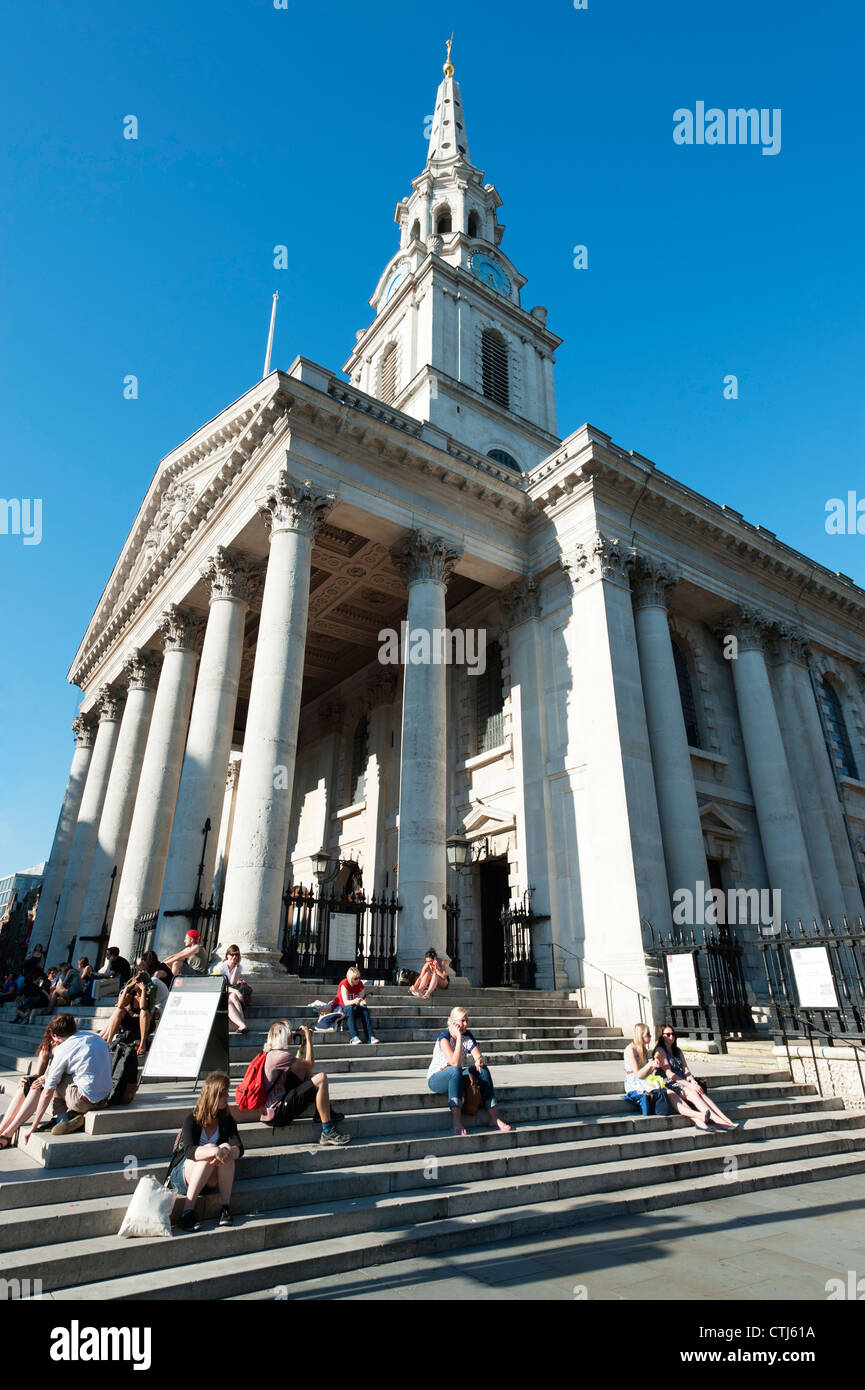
[343,42,562,473]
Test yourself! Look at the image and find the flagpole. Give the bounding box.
[262,292,278,378]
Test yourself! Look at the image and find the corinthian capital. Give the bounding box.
[72,713,98,748]
[122,648,160,691]
[391,530,462,587]
[502,577,541,626]
[715,605,772,654]
[769,624,811,667]
[95,683,126,722]
[562,533,633,591]
[630,555,678,611]
[158,605,206,655]
[202,547,263,605]
[258,470,335,538]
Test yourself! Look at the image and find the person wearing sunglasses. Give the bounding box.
[653,1024,739,1130]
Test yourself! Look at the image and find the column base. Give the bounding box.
[234,948,285,977]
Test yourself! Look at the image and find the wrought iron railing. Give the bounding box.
[500,898,544,989]
[445,894,461,976]
[132,911,159,963]
[646,924,752,1043]
[281,885,401,980]
[550,941,651,1024]
[759,917,865,1042]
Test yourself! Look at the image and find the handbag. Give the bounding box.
[461,1069,483,1117]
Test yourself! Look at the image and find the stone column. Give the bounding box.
[631,557,709,911]
[561,536,671,1026]
[211,759,241,907]
[73,651,160,962]
[392,530,461,970]
[218,473,334,972]
[155,550,259,958]
[30,714,98,950]
[47,685,126,961]
[503,578,558,988]
[108,607,204,959]
[723,607,820,925]
[363,674,397,893]
[772,630,864,920]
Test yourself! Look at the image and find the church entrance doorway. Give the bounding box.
[479,857,510,987]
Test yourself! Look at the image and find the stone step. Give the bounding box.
[226,1036,623,1065]
[9,1130,865,1293]
[2,1106,861,1251]
[223,1047,627,1077]
[2,1098,847,1211]
[18,1078,825,1169]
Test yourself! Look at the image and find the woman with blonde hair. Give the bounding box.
[336,965,379,1045]
[258,1019,349,1145]
[175,1071,243,1232]
[624,1022,670,1117]
[426,1006,511,1137]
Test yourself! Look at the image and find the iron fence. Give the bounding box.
[281,886,400,980]
[646,925,752,1044]
[446,895,461,976]
[500,900,542,989]
[759,917,865,1042]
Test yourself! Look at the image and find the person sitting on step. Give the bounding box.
[623,1022,670,1117]
[337,966,379,1045]
[409,948,449,1000]
[13,962,50,1023]
[0,1024,60,1148]
[214,945,250,1034]
[99,971,158,1056]
[426,1006,512,1138]
[17,1013,113,1138]
[47,960,84,1011]
[95,945,132,990]
[162,928,208,978]
[653,1024,738,1130]
[78,957,96,1005]
[259,1019,350,1145]
[137,952,171,1013]
[175,1071,243,1232]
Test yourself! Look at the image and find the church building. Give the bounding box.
[34,48,865,1029]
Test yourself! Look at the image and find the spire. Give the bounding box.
[426,36,471,166]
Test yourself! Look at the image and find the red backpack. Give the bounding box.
[235,1052,268,1110]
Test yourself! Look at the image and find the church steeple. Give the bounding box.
[343,44,562,468]
[425,38,471,167]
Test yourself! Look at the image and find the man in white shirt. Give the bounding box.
[18,1014,113,1139]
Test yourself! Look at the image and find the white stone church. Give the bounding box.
[34,49,865,1027]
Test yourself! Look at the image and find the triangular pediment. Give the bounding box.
[464,803,515,835]
[699,801,746,837]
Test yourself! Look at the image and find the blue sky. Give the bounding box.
[2,0,864,871]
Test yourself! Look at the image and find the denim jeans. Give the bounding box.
[340,1003,372,1042]
[625,1088,670,1117]
[428,1064,496,1109]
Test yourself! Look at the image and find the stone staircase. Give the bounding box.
[0,980,863,1300]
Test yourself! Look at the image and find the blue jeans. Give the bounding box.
[340,1003,372,1042]
[625,1088,670,1117]
[428,1065,496,1109]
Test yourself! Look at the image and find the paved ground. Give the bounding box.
[256,1173,865,1301]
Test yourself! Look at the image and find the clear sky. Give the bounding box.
[2,0,864,871]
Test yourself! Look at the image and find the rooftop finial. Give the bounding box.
[443,34,454,78]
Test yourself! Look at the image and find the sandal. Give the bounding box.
[0,1135,12,1150]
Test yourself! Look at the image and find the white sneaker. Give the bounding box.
[369,1036,380,1045]
[350,1036,362,1045]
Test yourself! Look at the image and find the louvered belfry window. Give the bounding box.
[475,642,504,754]
[481,329,509,408]
[380,344,398,405]
[822,678,859,779]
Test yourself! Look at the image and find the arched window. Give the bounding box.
[379,343,398,405]
[350,714,369,803]
[672,641,701,748]
[475,641,504,754]
[487,449,520,471]
[481,329,509,408]
[467,210,480,238]
[435,206,452,235]
[822,678,858,778]
[410,218,420,243]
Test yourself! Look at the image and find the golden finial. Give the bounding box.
[443,34,455,79]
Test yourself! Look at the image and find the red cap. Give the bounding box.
[187,929,201,942]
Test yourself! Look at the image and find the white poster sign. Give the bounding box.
[142,976,224,1080]
[328,911,358,961]
[789,946,839,1010]
[666,952,700,1008]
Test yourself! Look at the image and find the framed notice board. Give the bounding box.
[141,975,229,1082]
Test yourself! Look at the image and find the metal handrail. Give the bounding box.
[776,1009,865,1101]
[550,941,651,1021]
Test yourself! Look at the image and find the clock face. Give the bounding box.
[470,252,511,297]
[384,266,408,303]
